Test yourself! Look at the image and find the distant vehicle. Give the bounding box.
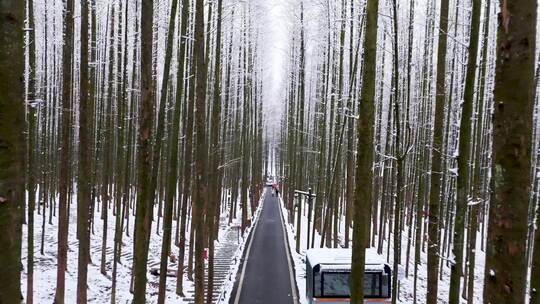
[306,248,391,303]
[266,175,275,186]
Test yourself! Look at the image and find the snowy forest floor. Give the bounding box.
[19,186,486,303]
[279,195,485,304]
[20,191,254,304]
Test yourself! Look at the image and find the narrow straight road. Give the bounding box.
[231,188,297,304]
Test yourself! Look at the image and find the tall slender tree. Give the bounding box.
[484,0,536,302]
[176,0,195,295]
[132,0,155,302]
[426,0,449,301]
[0,0,25,302]
[77,0,92,302]
[156,0,179,302]
[55,0,74,302]
[26,0,37,302]
[192,0,209,301]
[295,0,306,254]
[448,0,481,302]
[207,0,224,302]
[350,0,378,301]
[390,1,405,303]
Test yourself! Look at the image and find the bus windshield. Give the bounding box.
[321,272,382,297]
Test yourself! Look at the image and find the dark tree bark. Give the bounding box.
[484,0,536,303]
[448,0,481,302]
[112,1,132,299]
[26,0,37,302]
[176,0,194,296]
[156,0,179,302]
[350,0,378,301]
[207,0,224,302]
[466,2,491,303]
[55,0,74,302]
[427,0,449,301]
[192,0,209,301]
[390,1,405,303]
[132,0,155,302]
[295,0,306,254]
[240,16,250,233]
[0,0,25,302]
[77,0,92,302]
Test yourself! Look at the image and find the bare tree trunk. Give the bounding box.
[350,0,378,301]
[485,0,536,303]
[207,0,224,302]
[176,0,194,295]
[26,0,37,301]
[156,0,180,302]
[426,0,449,301]
[55,0,74,302]
[448,0,481,302]
[389,1,407,302]
[192,0,209,301]
[0,0,25,302]
[295,1,306,253]
[132,0,155,302]
[77,0,92,302]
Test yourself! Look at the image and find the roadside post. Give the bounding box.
[294,188,316,252]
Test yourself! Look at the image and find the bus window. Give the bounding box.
[314,271,321,297]
[322,272,350,297]
[381,273,390,297]
[364,272,381,297]
[320,272,382,298]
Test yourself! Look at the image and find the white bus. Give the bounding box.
[306,248,391,303]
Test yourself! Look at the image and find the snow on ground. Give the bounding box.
[19,181,484,304]
[21,194,191,303]
[278,195,485,304]
[20,190,251,304]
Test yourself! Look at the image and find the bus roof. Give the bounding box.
[306,248,386,268]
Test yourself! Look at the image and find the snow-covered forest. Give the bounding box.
[0,0,539,303]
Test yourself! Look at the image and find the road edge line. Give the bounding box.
[277,195,299,304]
[232,190,265,304]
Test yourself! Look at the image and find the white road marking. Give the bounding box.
[233,193,264,304]
[277,195,299,304]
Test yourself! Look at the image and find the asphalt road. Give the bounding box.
[231,188,296,304]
